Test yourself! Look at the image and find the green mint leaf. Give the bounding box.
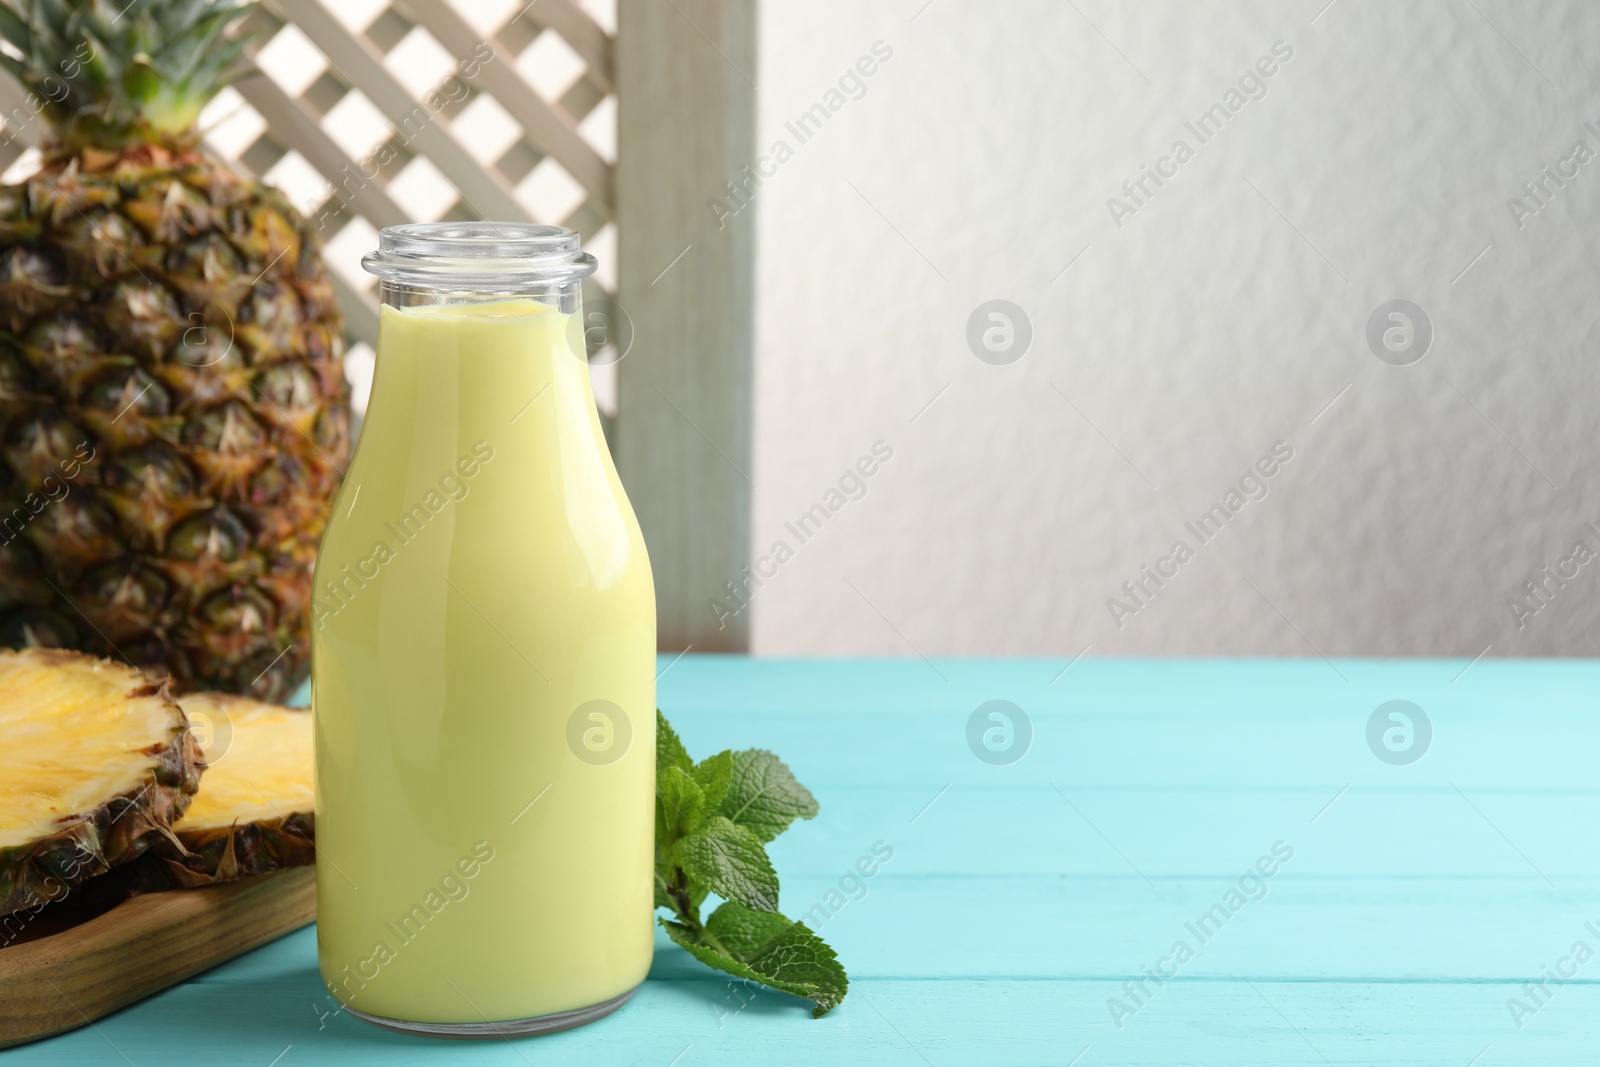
[692,749,735,813]
[714,749,819,844]
[704,898,800,958]
[657,709,692,775]
[657,921,785,1006]
[662,905,849,1018]
[707,902,848,1015]
[654,711,847,1016]
[672,815,780,912]
[658,765,706,843]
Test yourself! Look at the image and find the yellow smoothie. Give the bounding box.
[311,298,655,1024]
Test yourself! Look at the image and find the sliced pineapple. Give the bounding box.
[0,648,201,915]
[122,693,314,890]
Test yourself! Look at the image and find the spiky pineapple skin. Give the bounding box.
[119,691,315,892]
[0,146,350,700]
[0,648,203,917]
[119,811,315,893]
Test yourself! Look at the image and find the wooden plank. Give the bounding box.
[762,784,1600,879]
[647,656,1600,786]
[616,0,757,652]
[13,931,1600,1065]
[398,0,612,214]
[728,874,1600,980]
[267,0,533,224]
[5,660,1600,1064]
[0,868,315,1050]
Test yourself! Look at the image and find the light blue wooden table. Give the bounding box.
[5,656,1596,1065]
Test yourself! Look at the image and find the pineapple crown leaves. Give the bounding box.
[0,0,256,151]
[654,710,848,1018]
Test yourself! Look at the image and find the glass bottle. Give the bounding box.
[312,223,655,1036]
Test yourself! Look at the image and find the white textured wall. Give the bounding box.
[737,0,1600,658]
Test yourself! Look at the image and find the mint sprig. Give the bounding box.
[655,710,848,1017]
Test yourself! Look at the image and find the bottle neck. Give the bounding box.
[379,282,584,315]
[366,294,599,439]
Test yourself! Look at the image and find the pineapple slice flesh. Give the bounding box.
[126,693,315,888]
[179,695,313,830]
[0,649,201,915]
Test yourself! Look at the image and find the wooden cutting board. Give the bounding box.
[0,867,316,1049]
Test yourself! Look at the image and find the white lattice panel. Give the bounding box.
[229,0,615,309]
[0,0,618,417]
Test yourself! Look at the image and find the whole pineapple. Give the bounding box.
[0,0,349,701]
